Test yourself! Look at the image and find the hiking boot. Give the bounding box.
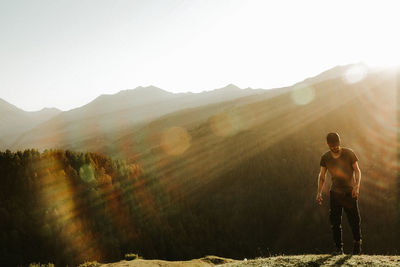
[352,240,362,255]
[332,247,344,255]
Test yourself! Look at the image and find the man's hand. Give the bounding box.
[352,185,360,198]
[317,166,326,206]
[316,193,323,205]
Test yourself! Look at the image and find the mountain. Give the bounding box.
[298,62,369,86]
[10,85,271,151]
[0,99,61,149]
[66,85,177,119]
[0,98,32,145]
[9,63,380,153]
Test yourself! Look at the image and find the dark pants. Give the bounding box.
[329,190,362,248]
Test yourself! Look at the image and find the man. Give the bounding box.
[316,132,362,255]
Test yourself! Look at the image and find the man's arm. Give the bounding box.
[352,161,361,198]
[316,166,327,205]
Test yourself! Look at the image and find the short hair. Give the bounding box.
[326,132,340,145]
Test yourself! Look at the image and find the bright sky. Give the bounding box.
[1,0,399,111]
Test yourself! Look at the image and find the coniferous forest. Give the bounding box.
[1,135,398,266]
[0,149,161,266]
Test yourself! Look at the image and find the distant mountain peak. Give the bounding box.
[134,85,161,90]
[73,85,176,117]
[93,86,172,101]
[0,98,24,113]
[222,84,241,90]
[39,107,61,112]
[30,107,62,114]
[117,85,171,95]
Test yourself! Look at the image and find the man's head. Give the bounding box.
[326,132,341,153]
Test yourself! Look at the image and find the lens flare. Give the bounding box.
[209,111,240,137]
[79,164,96,183]
[36,157,104,263]
[343,65,368,84]
[290,85,315,105]
[161,126,191,156]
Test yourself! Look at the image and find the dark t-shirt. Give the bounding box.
[320,147,359,193]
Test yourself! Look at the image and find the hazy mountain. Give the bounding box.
[0,99,31,143]
[10,84,271,150]
[110,64,397,169]
[89,63,382,158]
[66,85,178,119]
[0,99,61,149]
[8,62,385,154]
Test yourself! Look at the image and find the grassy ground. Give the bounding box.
[90,254,400,267]
[224,254,400,266]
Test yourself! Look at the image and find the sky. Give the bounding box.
[1,0,399,111]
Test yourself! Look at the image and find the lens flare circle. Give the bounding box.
[210,112,239,137]
[290,85,315,105]
[161,126,191,156]
[79,164,95,183]
[343,65,367,84]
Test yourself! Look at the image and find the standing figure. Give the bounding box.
[316,132,362,255]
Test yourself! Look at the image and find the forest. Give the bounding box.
[1,134,398,266]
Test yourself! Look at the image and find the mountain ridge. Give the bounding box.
[2,63,380,151]
[8,84,270,150]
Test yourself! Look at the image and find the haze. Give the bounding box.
[1,0,399,111]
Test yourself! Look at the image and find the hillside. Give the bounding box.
[10,84,271,151]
